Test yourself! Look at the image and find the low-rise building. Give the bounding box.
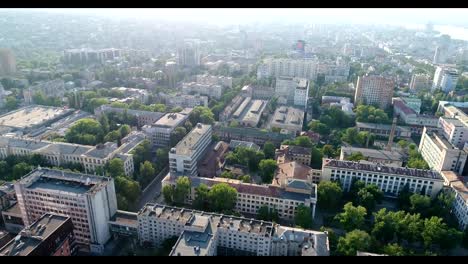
[393,98,438,127]
[142,108,192,147]
[214,124,293,146]
[136,203,329,256]
[23,79,65,104]
[95,105,165,127]
[169,124,212,177]
[109,87,150,104]
[198,141,229,178]
[225,97,268,128]
[356,122,412,138]
[162,93,208,109]
[275,145,311,166]
[196,74,232,89]
[322,159,444,198]
[340,146,404,167]
[0,213,76,256]
[182,82,224,99]
[270,107,304,135]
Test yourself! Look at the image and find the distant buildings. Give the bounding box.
[440,171,468,230]
[136,203,329,256]
[169,124,212,177]
[95,105,165,128]
[275,145,312,166]
[14,168,117,253]
[161,93,208,109]
[274,77,309,108]
[196,74,233,89]
[0,49,16,76]
[0,213,76,256]
[177,40,201,67]
[321,96,355,116]
[354,75,394,109]
[214,124,294,146]
[165,61,178,89]
[222,97,268,128]
[182,82,224,99]
[321,159,444,198]
[432,66,459,93]
[142,108,192,147]
[23,79,65,104]
[270,106,304,135]
[257,58,319,80]
[63,48,122,65]
[109,87,150,104]
[392,97,438,128]
[409,73,431,92]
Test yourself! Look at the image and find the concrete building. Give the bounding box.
[23,79,65,105]
[250,85,275,101]
[136,203,329,256]
[95,105,165,128]
[182,82,224,99]
[177,40,201,67]
[275,145,312,166]
[229,140,260,152]
[142,108,192,147]
[1,203,24,233]
[432,66,459,93]
[223,97,267,128]
[165,61,178,89]
[275,77,309,108]
[356,122,412,138]
[63,48,122,65]
[392,98,439,127]
[14,168,117,253]
[196,74,233,89]
[198,141,229,178]
[440,171,468,230]
[438,117,468,149]
[220,95,248,122]
[340,146,404,167]
[0,49,16,76]
[0,213,76,256]
[354,75,394,109]
[419,127,467,175]
[163,93,208,109]
[0,135,134,176]
[256,58,319,80]
[109,87,150,104]
[214,124,294,146]
[322,159,444,198]
[169,124,212,177]
[409,74,431,92]
[270,107,304,135]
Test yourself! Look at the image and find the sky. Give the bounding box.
[5,8,468,27]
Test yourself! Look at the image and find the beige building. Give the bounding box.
[270,107,304,135]
[354,75,394,109]
[275,145,312,166]
[142,108,192,147]
[322,159,444,198]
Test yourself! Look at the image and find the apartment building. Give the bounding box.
[162,93,208,109]
[432,66,459,93]
[340,146,404,167]
[169,124,212,177]
[256,58,319,80]
[0,49,16,76]
[440,171,468,230]
[419,127,467,175]
[142,108,192,147]
[14,168,117,253]
[0,213,76,256]
[270,107,304,135]
[63,48,122,65]
[136,203,329,256]
[354,75,394,109]
[438,117,468,149]
[177,41,201,67]
[0,136,134,176]
[275,145,312,166]
[23,79,65,105]
[95,105,165,128]
[409,73,431,92]
[196,74,233,89]
[392,98,439,127]
[182,82,224,99]
[322,159,444,198]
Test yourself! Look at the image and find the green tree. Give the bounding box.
[263,141,276,159]
[259,159,277,183]
[193,184,210,210]
[12,162,32,180]
[310,146,323,169]
[409,194,431,216]
[155,148,169,171]
[294,205,313,229]
[397,183,411,210]
[190,106,215,125]
[258,205,271,221]
[4,96,19,111]
[239,175,251,183]
[382,243,405,256]
[220,171,235,179]
[322,145,335,158]
[208,183,237,213]
[397,139,409,149]
[115,175,141,205]
[119,124,131,138]
[139,161,155,186]
[347,152,365,161]
[320,227,338,253]
[170,127,187,147]
[174,176,191,204]
[151,103,166,112]
[317,181,343,212]
[104,130,121,142]
[131,140,152,172]
[309,120,331,135]
[107,158,125,177]
[337,230,372,256]
[65,118,104,145]
[98,114,110,134]
[356,184,383,211]
[335,202,367,232]
[162,185,175,205]
[341,127,358,145]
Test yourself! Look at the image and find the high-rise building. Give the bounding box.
[0,49,16,76]
[63,48,122,65]
[142,108,192,147]
[257,58,318,80]
[432,66,459,93]
[0,213,76,256]
[177,40,201,67]
[433,46,448,64]
[275,76,309,108]
[14,168,117,253]
[438,117,468,149]
[169,124,212,176]
[165,61,177,89]
[409,73,430,92]
[354,75,394,109]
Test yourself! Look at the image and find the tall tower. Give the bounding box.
[386,117,398,151]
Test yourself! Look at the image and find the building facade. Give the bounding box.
[142,109,192,147]
[409,74,430,92]
[354,75,394,109]
[432,66,459,93]
[257,58,319,81]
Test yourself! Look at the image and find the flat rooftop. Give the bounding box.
[356,122,411,133]
[173,124,211,157]
[0,106,71,130]
[323,159,443,181]
[18,168,113,196]
[271,107,304,128]
[109,211,138,227]
[341,146,404,161]
[153,111,190,128]
[425,129,459,150]
[0,213,70,256]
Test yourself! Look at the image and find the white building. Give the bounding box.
[321,159,444,198]
[182,82,224,99]
[257,58,319,80]
[163,93,208,109]
[275,76,309,108]
[409,73,430,92]
[432,66,459,93]
[14,168,117,253]
[293,78,309,109]
[169,124,212,176]
[440,171,468,230]
[418,127,467,175]
[142,108,192,147]
[136,203,329,256]
[438,117,468,149]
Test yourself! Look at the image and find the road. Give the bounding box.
[135,167,168,210]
